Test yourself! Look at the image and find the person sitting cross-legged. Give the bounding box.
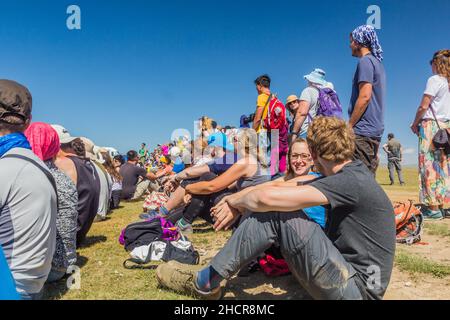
[156,116,396,300]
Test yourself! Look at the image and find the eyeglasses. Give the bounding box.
[291,153,312,161]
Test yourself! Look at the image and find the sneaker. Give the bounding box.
[139,210,159,220]
[156,260,224,300]
[176,219,193,235]
[422,208,444,220]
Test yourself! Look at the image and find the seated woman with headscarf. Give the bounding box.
[25,122,79,282]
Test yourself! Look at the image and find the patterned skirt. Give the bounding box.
[418,119,450,206]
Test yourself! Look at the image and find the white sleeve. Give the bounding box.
[424,76,439,97]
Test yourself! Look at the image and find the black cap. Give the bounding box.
[0,80,32,124]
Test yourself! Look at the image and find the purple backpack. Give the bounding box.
[314,87,343,118]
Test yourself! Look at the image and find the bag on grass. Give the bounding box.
[394,200,424,245]
[119,216,179,252]
[123,236,199,269]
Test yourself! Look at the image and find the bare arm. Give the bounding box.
[185,160,249,195]
[229,185,328,213]
[349,82,373,127]
[291,100,310,136]
[211,185,328,231]
[411,94,433,135]
[175,164,211,182]
[252,107,265,131]
[382,144,390,155]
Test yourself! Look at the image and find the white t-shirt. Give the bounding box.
[423,75,450,121]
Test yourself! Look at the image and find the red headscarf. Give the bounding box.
[25,122,60,161]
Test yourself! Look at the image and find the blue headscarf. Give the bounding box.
[351,25,384,62]
[0,132,31,157]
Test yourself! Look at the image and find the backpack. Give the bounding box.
[313,87,343,118]
[119,216,179,252]
[262,95,288,131]
[123,237,200,269]
[394,200,424,245]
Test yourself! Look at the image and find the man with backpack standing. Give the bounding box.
[349,25,386,175]
[252,74,289,175]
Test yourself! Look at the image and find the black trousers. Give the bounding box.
[181,172,233,224]
[110,190,121,210]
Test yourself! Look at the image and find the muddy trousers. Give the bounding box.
[210,211,365,300]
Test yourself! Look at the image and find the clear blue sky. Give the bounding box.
[1,0,449,164]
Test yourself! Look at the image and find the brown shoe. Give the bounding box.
[156,261,225,300]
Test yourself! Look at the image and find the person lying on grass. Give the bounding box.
[156,116,396,300]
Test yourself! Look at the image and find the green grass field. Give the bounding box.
[43,166,440,300]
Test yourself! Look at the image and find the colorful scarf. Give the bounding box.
[24,122,60,161]
[351,25,384,62]
[0,132,31,157]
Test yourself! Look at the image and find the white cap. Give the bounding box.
[51,124,78,144]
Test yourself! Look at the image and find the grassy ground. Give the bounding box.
[43,166,450,300]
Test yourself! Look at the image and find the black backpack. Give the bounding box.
[123,219,162,252]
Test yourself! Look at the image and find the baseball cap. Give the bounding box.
[51,124,78,144]
[0,80,32,124]
[207,132,234,152]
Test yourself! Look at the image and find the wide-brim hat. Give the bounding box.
[286,95,299,105]
[304,68,328,86]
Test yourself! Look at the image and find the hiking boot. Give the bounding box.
[156,261,224,300]
[422,208,444,221]
[176,219,193,235]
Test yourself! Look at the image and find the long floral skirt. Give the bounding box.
[418,119,450,206]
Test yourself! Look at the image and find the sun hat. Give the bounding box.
[0,80,32,124]
[207,132,234,152]
[51,124,78,144]
[304,68,328,86]
[286,95,299,105]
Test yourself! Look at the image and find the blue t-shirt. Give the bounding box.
[349,54,386,138]
[172,157,185,174]
[303,172,326,228]
[208,152,238,175]
[0,247,20,300]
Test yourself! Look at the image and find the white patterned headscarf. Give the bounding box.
[351,25,384,62]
